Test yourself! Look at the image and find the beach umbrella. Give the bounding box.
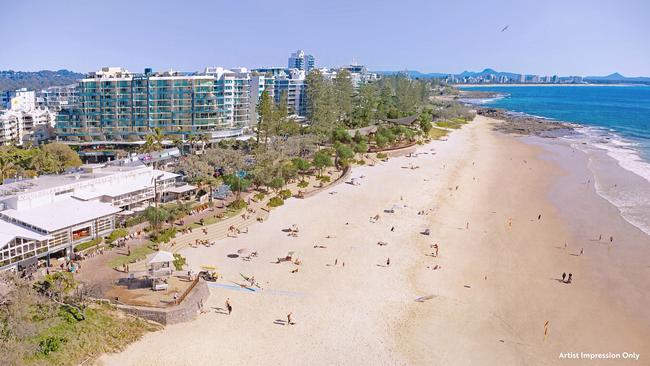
[237,248,249,255]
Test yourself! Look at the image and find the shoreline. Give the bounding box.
[456,83,649,87]
[97,116,650,365]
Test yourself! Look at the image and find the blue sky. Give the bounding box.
[2,0,649,76]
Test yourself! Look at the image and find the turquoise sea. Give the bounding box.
[461,85,650,234]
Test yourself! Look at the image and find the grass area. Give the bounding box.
[74,238,102,252]
[185,207,244,229]
[429,127,450,139]
[435,117,468,129]
[25,304,160,366]
[107,244,156,268]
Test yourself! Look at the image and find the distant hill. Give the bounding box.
[584,72,650,83]
[0,70,84,92]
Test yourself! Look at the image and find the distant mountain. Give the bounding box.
[584,72,650,83]
[0,70,84,92]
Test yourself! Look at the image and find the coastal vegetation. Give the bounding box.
[0,143,82,183]
[0,274,159,366]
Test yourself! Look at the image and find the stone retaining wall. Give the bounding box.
[116,279,210,325]
[300,166,352,199]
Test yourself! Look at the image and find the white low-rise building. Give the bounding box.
[0,162,189,271]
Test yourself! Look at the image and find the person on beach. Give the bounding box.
[610,236,614,243]
[538,214,542,220]
[466,222,469,230]
[567,273,573,283]
[386,258,390,267]
[225,298,232,315]
[598,234,602,241]
[391,226,395,232]
[287,312,294,325]
[580,248,584,256]
[508,218,512,230]
[334,259,338,266]
[562,272,566,282]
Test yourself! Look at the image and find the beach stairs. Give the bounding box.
[159,207,269,254]
[126,211,267,273]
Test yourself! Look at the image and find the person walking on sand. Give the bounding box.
[225,298,232,315]
[334,258,338,266]
[580,248,584,256]
[391,226,395,232]
[538,214,542,220]
[598,234,602,241]
[562,272,566,282]
[466,222,469,230]
[508,218,512,230]
[287,312,294,325]
[386,257,390,267]
[610,236,614,243]
[567,273,572,284]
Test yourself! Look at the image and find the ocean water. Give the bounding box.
[461,85,650,235]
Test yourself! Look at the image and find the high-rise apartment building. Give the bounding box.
[56,67,223,142]
[287,50,315,72]
[273,69,307,116]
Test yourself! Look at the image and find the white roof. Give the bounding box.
[0,220,51,249]
[152,170,180,181]
[149,251,175,264]
[1,198,121,232]
[74,183,151,200]
[165,184,197,194]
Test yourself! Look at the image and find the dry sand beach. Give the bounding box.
[98,116,650,366]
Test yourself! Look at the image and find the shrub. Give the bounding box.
[317,175,331,183]
[124,215,147,227]
[228,198,247,210]
[59,304,85,322]
[150,227,177,243]
[376,152,388,160]
[268,196,284,207]
[105,228,129,244]
[173,253,186,271]
[253,192,266,201]
[297,181,309,188]
[74,238,102,252]
[279,189,292,199]
[39,336,66,355]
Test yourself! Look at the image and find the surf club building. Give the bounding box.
[0,162,185,271]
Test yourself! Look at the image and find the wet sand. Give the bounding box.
[97,116,650,366]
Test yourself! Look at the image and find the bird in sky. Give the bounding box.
[501,25,509,32]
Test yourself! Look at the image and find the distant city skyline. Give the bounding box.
[2,0,649,76]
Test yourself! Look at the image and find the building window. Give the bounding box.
[72,227,91,241]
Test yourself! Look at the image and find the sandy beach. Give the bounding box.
[97,116,650,366]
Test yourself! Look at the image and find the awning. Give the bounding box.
[149,251,175,264]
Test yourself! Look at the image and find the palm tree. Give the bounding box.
[0,155,16,184]
[152,128,165,148]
